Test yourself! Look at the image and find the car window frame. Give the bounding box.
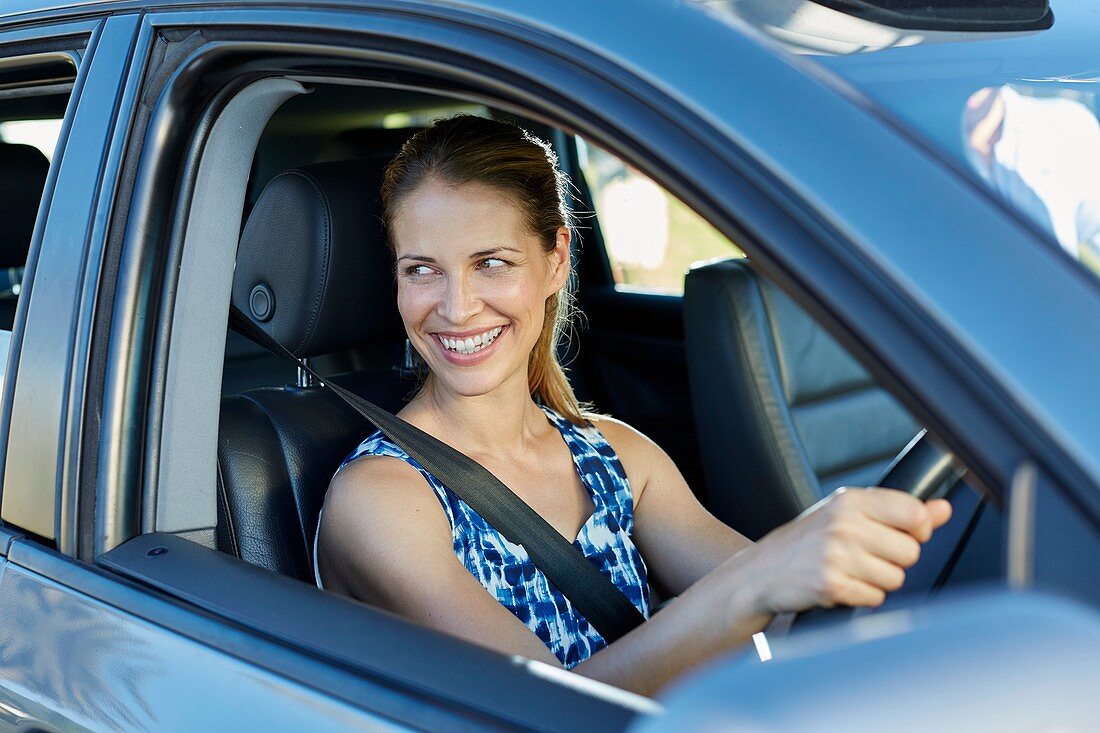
[85,0,1098,722]
[2,14,146,560]
[0,19,102,548]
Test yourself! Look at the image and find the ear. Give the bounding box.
[546,226,571,295]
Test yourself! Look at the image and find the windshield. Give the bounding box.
[708,0,1100,278]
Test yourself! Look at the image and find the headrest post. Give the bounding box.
[297,359,316,389]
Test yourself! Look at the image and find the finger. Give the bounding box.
[824,571,887,608]
[852,550,907,593]
[858,522,922,568]
[860,488,931,538]
[927,498,953,530]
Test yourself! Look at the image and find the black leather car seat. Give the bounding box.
[683,258,920,540]
[0,142,50,329]
[217,159,409,580]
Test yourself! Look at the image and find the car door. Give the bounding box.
[84,0,1100,699]
[0,13,155,730]
[0,11,444,732]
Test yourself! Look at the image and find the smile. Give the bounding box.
[435,326,505,355]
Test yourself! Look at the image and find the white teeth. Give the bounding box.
[437,326,504,355]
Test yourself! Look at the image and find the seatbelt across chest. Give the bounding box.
[229,305,647,644]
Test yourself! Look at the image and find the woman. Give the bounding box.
[314,115,952,696]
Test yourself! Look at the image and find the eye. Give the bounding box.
[404,264,435,277]
[479,257,507,269]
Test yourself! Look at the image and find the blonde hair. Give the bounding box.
[380,115,594,425]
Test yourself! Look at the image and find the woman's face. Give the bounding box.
[392,179,570,399]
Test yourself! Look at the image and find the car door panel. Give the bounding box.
[97,532,651,732]
[0,541,411,732]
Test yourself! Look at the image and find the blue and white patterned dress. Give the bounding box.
[313,404,651,668]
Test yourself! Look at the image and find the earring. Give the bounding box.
[403,338,416,371]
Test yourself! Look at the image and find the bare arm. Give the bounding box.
[576,416,953,691]
[316,452,770,695]
[588,415,753,595]
[317,430,951,697]
[316,456,563,666]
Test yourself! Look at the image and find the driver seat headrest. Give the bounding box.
[232,159,405,358]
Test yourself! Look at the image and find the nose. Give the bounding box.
[437,271,482,324]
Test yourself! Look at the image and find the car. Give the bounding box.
[0,0,1097,730]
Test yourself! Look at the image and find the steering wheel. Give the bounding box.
[789,429,963,631]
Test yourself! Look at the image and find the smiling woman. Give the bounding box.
[390,177,568,397]
[380,115,581,418]
[311,115,951,696]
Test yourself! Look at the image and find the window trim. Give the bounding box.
[0,29,90,543]
[96,532,655,729]
[149,75,308,545]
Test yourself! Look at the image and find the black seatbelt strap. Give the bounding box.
[229,306,646,643]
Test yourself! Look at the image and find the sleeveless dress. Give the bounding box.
[313,404,651,668]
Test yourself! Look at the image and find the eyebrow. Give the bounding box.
[396,246,523,264]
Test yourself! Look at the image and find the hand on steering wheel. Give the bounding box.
[743,431,957,624]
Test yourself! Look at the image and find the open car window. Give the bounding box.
[203,78,998,665]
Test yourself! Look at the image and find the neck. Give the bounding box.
[405,371,550,460]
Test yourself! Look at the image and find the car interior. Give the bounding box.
[205,79,1005,634]
[0,91,67,332]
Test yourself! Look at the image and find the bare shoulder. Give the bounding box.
[585,413,651,451]
[316,450,565,666]
[583,413,677,500]
[585,412,672,461]
[324,453,444,524]
[317,453,454,598]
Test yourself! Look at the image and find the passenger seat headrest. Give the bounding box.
[232,159,405,358]
[0,142,50,269]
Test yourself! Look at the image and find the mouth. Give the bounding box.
[431,324,509,365]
